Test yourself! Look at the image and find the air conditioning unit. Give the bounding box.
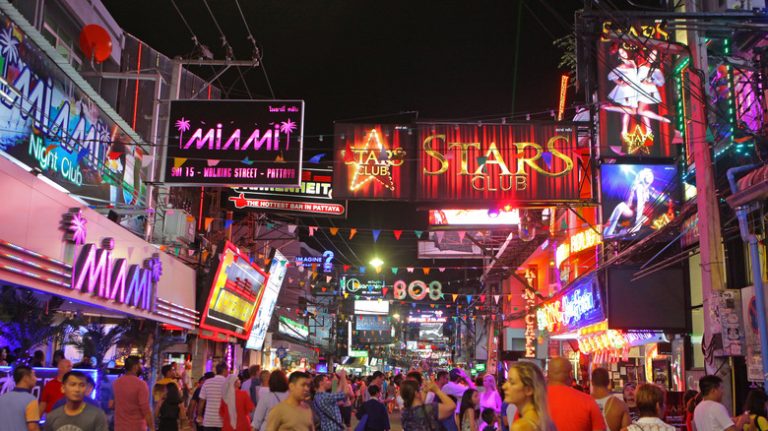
[157,209,195,244]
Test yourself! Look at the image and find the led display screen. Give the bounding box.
[164,100,304,187]
[355,315,390,331]
[597,21,678,158]
[600,163,678,241]
[200,242,268,339]
[245,250,288,350]
[278,315,309,341]
[605,266,688,331]
[429,209,521,226]
[354,300,389,315]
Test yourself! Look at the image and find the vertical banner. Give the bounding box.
[333,124,414,200]
[417,123,586,204]
[597,22,678,158]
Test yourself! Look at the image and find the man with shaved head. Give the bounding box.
[547,357,606,431]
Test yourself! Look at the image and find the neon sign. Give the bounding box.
[393,279,443,301]
[294,251,334,273]
[407,314,448,324]
[344,129,405,192]
[523,269,537,358]
[71,238,161,312]
[536,273,603,334]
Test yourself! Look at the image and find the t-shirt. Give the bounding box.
[548,384,606,431]
[402,402,441,431]
[0,388,40,431]
[40,378,64,413]
[504,403,519,431]
[112,374,151,431]
[694,400,735,431]
[44,403,109,431]
[443,381,470,413]
[200,375,227,427]
[746,415,768,431]
[265,400,314,431]
[313,392,346,431]
[627,417,676,431]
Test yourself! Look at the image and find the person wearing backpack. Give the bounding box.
[356,385,390,431]
[743,390,768,431]
[312,371,348,431]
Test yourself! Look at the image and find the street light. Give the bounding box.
[370,257,384,268]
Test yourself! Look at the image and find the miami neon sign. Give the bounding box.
[71,238,161,312]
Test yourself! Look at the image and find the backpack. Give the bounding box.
[402,403,446,431]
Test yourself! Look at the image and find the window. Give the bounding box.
[41,20,82,70]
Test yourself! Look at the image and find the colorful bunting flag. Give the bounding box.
[372,230,381,242]
[452,294,459,302]
[494,295,501,304]
[466,295,472,304]
[391,267,398,275]
[423,267,431,275]
[393,230,403,240]
[309,226,317,236]
[414,230,423,239]
[330,227,339,236]
[343,265,350,272]
[349,228,358,240]
[407,267,414,273]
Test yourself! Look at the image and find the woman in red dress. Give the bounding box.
[220,374,255,431]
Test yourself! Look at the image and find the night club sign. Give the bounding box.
[230,167,346,216]
[333,124,413,200]
[597,21,677,158]
[537,273,604,334]
[0,14,145,205]
[417,123,586,204]
[164,100,304,187]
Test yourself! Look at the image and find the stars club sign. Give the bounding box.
[333,124,413,200]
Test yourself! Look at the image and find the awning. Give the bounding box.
[728,164,768,208]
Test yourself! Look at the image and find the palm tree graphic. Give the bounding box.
[279,119,297,151]
[175,118,191,149]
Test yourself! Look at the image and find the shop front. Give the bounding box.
[0,154,198,340]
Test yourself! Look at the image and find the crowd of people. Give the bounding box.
[0,355,766,431]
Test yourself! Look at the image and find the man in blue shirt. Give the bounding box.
[0,365,41,431]
[313,371,349,431]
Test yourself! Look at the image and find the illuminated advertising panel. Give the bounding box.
[355,315,390,331]
[230,167,346,216]
[417,123,587,204]
[429,209,520,226]
[537,273,604,334]
[0,14,145,205]
[200,242,268,339]
[597,21,678,158]
[164,100,304,187]
[600,163,678,241]
[333,124,414,200]
[278,315,309,341]
[246,250,288,350]
[353,300,389,315]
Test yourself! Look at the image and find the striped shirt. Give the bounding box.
[200,375,227,427]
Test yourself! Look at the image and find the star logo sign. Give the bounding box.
[623,125,653,155]
[344,129,405,191]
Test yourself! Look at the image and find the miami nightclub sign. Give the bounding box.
[0,15,145,205]
[164,100,305,187]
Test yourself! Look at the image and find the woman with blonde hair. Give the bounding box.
[502,362,555,431]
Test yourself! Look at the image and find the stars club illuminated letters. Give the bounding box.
[344,129,405,192]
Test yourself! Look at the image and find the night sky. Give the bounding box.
[103,0,582,269]
[103,1,580,136]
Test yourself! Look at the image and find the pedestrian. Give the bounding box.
[156,375,183,431]
[311,371,348,431]
[51,350,65,368]
[241,365,261,407]
[219,374,254,431]
[693,375,750,431]
[44,371,109,431]
[591,368,630,431]
[51,374,99,410]
[0,365,40,431]
[400,379,457,431]
[188,373,215,430]
[546,357,606,431]
[482,408,499,431]
[502,361,555,431]
[743,390,768,431]
[480,375,503,431]
[265,371,314,431]
[460,389,480,431]
[39,359,72,417]
[197,362,229,431]
[444,368,476,411]
[181,361,194,405]
[251,369,289,431]
[112,355,153,431]
[436,370,460,431]
[31,350,45,368]
[256,371,271,405]
[73,355,93,369]
[622,383,639,423]
[357,385,390,431]
[155,364,180,406]
[622,384,675,431]
[683,390,699,431]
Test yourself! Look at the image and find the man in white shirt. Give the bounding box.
[197,363,229,430]
[693,375,750,431]
[441,368,475,413]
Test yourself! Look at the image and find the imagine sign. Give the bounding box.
[164,100,304,187]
